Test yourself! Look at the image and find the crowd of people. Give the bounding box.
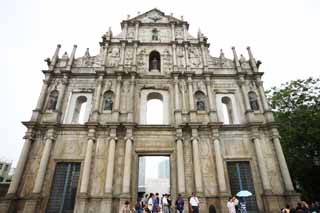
[120,193,320,213]
[281,201,320,213]
[120,192,200,213]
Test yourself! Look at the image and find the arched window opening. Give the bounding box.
[248,91,259,111]
[195,91,206,111]
[222,96,233,124]
[47,90,59,111]
[72,96,87,124]
[209,205,216,213]
[103,91,114,111]
[146,92,163,124]
[149,51,161,72]
[152,28,159,41]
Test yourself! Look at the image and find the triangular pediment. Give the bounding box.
[129,8,183,24]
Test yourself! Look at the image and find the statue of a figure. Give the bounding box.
[249,92,259,110]
[151,57,159,70]
[196,100,205,111]
[104,97,113,110]
[47,92,58,111]
[152,29,159,41]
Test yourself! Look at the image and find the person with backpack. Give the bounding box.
[134,198,144,213]
[175,194,184,213]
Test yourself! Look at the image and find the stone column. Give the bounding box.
[176,136,186,194]
[122,128,133,194]
[171,22,175,41]
[67,45,77,70]
[187,75,196,121]
[252,137,272,192]
[32,129,55,194]
[34,74,51,112]
[256,79,269,111]
[77,129,95,213]
[205,75,218,122]
[105,129,117,193]
[182,24,187,41]
[184,44,189,68]
[134,22,139,41]
[173,74,182,124]
[80,130,95,194]
[231,47,241,72]
[112,75,122,121]
[120,42,126,66]
[50,44,61,69]
[91,74,104,121]
[7,129,33,195]
[191,129,203,193]
[273,136,295,192]
[132,42,138,66]
[200,43,208,68]
[103,43,109,66]
[256,78,274,122]
[213,138,227,192]
[127,74,136,122]
[238,78,254,121]
[172,43,177,68]
[55,74,69,112]
[187,76,194,111]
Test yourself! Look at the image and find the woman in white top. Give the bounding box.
[227,197,236,213]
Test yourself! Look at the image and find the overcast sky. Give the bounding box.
[1,0,319,166]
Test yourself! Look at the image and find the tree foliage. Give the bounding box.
[267,77,320,200]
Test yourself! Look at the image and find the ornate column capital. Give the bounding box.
[124,136,134,142]
[175,137,184,143]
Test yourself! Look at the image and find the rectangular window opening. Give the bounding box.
[227,161,258,212]
[46,162,81,213]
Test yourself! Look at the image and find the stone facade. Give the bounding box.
[0,8,299,213]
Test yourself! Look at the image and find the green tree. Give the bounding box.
[267,77,320,200]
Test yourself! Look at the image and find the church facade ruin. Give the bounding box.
[0,9,299,213]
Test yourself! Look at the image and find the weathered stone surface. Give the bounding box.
[3,8,300,213]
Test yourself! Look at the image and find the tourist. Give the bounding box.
[239,198,247,213]
[302,201,310,212]
[121,201,132,213]
[167,194,172,213]
[189,192,200,213]
[148,193,154,213]
[175,193,184,213]
[281,204,290,213]
[134,198,144,213]
[227,197,236,213]
[162,194,170,213]
[143,194,149,211]
[153,193,160,213]
[296,202,304,213]
[232,195,240,212]
[310,202,319,213]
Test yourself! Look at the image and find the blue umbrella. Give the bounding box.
[236,190,252,197]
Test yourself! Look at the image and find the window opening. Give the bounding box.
[221,97,233,124]
[138,156,170,199]
[227,162,258,212]
[72,96,87,124]
[146,92,163,124]
[46,162,80,213]
[149,51,161,72]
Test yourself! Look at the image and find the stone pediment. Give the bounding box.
[128,8,183,24]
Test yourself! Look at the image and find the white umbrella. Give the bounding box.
[236,190,252,197]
